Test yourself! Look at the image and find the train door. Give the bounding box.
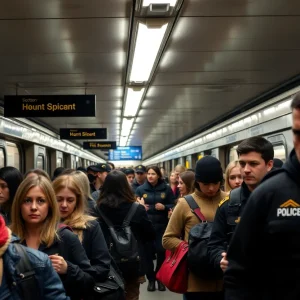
[267,134,288,162]
[0,140,6,168]
[6,141,21,170]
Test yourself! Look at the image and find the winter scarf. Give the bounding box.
[0,215,11,286]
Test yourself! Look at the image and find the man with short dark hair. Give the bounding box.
[132,165,147,193]
[208,136,274,273]
[224,93,300,299]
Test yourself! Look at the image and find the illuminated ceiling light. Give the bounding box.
[142,0,177,6]
[119,136,128,146]
[120,118,134,137]
[129,21,168,82]
[124,87,145,117]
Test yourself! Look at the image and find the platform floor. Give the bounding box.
[139,281,182,300]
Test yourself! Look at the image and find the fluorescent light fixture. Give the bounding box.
[142,0,177,6]
[119,136,128,146]
[130,21,168,82]
[121,118,134,137]
[124,87,145,117]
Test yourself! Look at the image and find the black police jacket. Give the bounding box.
[224,149,300,300]
[208,182,251,270]
[131,179,142,193]
[135,180,175,228]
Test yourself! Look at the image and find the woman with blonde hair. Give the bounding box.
[53,174,111,282]
[224,161,243,192]
[174,164,186,180]
[70,170,95,214]
[11,175,95,299]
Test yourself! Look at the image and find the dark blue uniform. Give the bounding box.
[225,150,300,300]
[208,182,251,270]
[136,180,175,281]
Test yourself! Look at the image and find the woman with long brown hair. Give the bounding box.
[95,170,155,300]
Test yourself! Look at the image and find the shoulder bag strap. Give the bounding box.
[97,206,114,228]
[184,194,206,222]
[123,202,139,226]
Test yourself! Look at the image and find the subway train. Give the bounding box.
[142,87,298,172]
[0,107,104,175]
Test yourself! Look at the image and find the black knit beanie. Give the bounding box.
[195,156,223,183]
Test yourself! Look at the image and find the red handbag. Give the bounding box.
[156,241,189,294]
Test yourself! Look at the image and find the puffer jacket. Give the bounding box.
[1,236,69,300]
[135,180,175,230]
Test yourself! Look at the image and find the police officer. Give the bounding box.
[208,136,274,273]
[224,93,300,300]
[131,165,147,193]
[87,163,111,200]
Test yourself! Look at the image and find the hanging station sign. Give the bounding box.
[109,146,142,161]
[4,95,96,117]
[60,128,107,140]
[82,141,117,150]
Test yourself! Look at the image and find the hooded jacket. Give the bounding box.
[224,149,300,300]
[1,236,69,300]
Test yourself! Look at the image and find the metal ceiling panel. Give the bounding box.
[182,0,300,16]
[152,71,296,86]
[0,0,132,19]
[0,19,128,55]
[166,16,300,52]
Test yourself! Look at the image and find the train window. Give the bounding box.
[57,158,62,167]
[0,148,4,168]
[273,144,286,162]
[36,155,44,170]
[229,145,238,163]
[6,142,20,169]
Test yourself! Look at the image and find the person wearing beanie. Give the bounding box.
[163,156,227,300]
[208,136,273,279]
[0,215,69,299]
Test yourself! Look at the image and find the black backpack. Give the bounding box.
[185,195,223,280]
[13,243,41,299]
[98,202,140,279]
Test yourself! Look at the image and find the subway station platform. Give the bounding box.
[140,282,182,300]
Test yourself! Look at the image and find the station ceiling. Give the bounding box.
[1,0,300,160]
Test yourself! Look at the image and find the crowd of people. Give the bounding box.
[1,93,300,300]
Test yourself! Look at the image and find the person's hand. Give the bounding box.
[220,252,228,272]
[49,255,68,274]
[155,203,165,210]
[168,208,173,218]
[137,197,145,205]
[137,197,149,211]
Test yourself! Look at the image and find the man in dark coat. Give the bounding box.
[224,93,300,300]
[208,137,274,273]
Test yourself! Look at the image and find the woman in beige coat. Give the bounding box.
[163,156,226,300]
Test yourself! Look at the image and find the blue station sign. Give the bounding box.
[109,146,142,161]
